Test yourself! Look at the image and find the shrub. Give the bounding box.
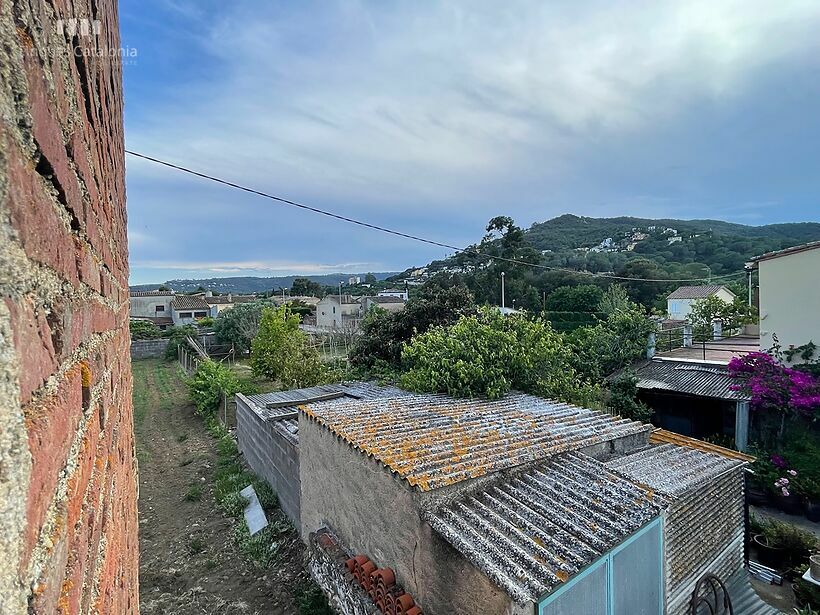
[188,360,257,417]
[129,319,161,340]
[401,308,597,404]
[164,325,197,361]
[213,301,267,353]
[251,306,326,388]
[608,371,654,423]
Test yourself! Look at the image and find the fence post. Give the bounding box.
[646,332,656,359]
[712,319,723,341]
[683,324,693,348]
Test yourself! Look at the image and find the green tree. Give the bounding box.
[164,325,198,361]
[188,359,258,417]
[544,285,604,312]
[291,277,323,297]
[364,272,377,285]
[565,304,657,382]
[213,301,267,353]
[129,319,161,340]
[607,371,654,423]
[350,275,475,368]
[251,306,325,388]
[401,308,597,404]
[688,295,756,339]
[598,284,631,315]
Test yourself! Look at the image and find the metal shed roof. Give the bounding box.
[423,452,663,603]
[300,392,650,491]
[605,443,746,497]
[630,359,749,401]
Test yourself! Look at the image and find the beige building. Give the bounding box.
[315,294,363,329]
[362,295,406,314]
[129,290,174,328]
[750,241,820,361]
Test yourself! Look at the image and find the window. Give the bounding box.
[155,305,165,312]
[194,311,207,318]
[179,312,192,318]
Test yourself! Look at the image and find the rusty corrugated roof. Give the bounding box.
[300,392,651,491]
[631,359,750,400]
[424,452,664,603]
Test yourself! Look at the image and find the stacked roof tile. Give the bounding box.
[423,452,663,603]
[300,393,650,491]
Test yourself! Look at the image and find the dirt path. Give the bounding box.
[134,359,301,615]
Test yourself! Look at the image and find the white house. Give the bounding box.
[377,288,409,301]
[315,295,363,329]
[170,295,211,326]
[129,290,174,329]
[666,285,736,321]
[362,295,406,314]
[750,240,820,361]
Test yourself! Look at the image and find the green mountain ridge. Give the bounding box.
[129,272,399,294]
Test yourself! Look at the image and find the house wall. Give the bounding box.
[667,287,735,321]
[299,417,525,615]
[0,2,138,613]
[130,294,173,318]
[758,247,820,360]
[237,395,301,526]
[664,467,745,615]
[316,297,361,328]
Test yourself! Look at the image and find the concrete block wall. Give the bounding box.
[0,1,137,613]
[236,394,301,526]
[130,337,170,359]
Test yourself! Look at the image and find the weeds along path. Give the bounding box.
[134,359,303,614]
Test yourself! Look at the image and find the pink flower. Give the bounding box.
[782,487,790,497]
[788,469,798,476]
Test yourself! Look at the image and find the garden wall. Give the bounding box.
[130,338,170,359]
[0,2,138,612]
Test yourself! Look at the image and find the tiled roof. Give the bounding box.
[204,295,257,304]
[628,359,749,400]
[605,442,746,497]
[749,240,820,263]
[300,393,651,491]
[129,290,173,297]
[424,452,663,603]
[666,285,730,300]
[171,295,211,310]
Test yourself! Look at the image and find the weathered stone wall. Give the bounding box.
[299,416,528,615]
[0,1,137,613]
[237,394,301,526]
[130,337,170,359]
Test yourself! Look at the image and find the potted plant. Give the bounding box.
[753,532,788,570]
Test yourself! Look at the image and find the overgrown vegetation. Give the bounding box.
[164,325,198,360]
[401,308,599,404]
[130,319,162,339]
[607,371,654,423]
[251,306,327,388]
[188,359,260,416]
[213,301,268,353]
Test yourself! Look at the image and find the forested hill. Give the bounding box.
[526,214,820,252]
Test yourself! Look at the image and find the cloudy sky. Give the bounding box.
[121,0,820,284]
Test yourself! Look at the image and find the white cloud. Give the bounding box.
[131,259,375,274]
[127,0,820,209]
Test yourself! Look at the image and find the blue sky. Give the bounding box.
[121,0,820,285]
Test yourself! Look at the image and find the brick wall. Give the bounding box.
[236,394,301,526]
[0,1,137,613]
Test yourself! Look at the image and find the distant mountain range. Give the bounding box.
[129,272,399,294]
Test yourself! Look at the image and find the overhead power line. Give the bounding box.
[125,150,746,284]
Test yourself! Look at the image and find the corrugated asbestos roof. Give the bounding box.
[605,443,746,497]
[243,383,410,444]
[666,285,728,299]
[171,295,211,310]
[423,452,663,603]
[631,359,749,400]
[300,393,650,491]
